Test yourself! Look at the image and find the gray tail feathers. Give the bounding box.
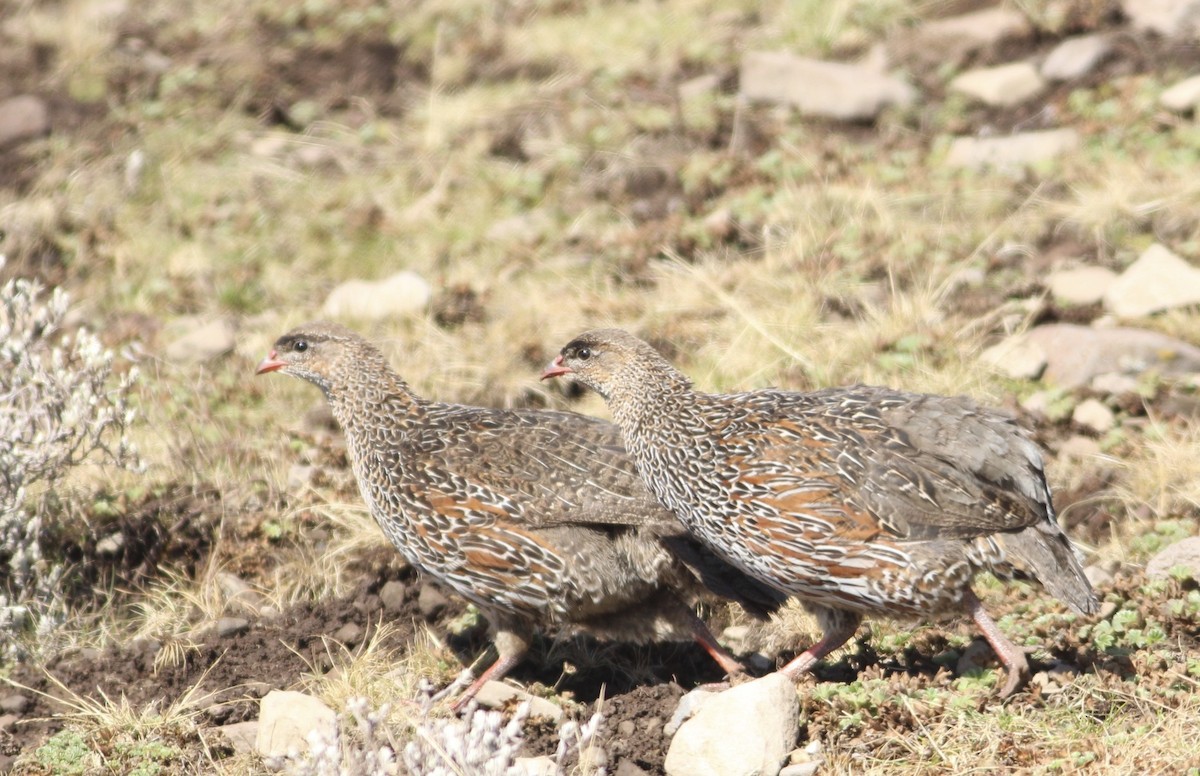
[999,522,1099,615]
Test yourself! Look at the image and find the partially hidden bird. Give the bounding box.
[256,321,786,709]
[543,328,1098,697]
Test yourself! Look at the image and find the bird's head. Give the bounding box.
[542,328,675,401]
[255,320,365,394]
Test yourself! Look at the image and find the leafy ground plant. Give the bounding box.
[0,257,140,659]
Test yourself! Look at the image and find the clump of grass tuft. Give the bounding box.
[7,667,216,774]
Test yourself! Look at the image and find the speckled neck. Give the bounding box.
[323,346,424,443]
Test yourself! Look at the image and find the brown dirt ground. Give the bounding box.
[6,2,1200,773]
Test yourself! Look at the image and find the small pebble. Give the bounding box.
[418,584,450,619]
[380,580,407,612]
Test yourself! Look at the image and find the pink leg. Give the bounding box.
[450,653,523,713]
[779,608,862,680]
[965,588,1030,698]
[449,627,530,714]
[685,609,746,677]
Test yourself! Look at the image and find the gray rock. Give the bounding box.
[1146,536,1200,580]
[380,580,407,612]
[164,318,236,364]
[945,129,1079,171]
[1161,75,1200,112]
[980,336,1048,380]
[256,690,337,758]
[777,738,825,776]
[1104,244,1200,319]
[418,583,450,619]
[0,95,50,148]
[1122,0,1200,36]
[1041,34,1112,81]
[473,680,563,722]
[949,62,1046,107]
[740,52,915,120]
[1046,266,1116,305]
[664,687,716,737]
[216,571,268,615]
[893,8,1032,66]
[333,622,363,645]
[1072,398,1115,434]
[664,674,799,776]
[321,271,432,321]
[216,617,250,638]
[218,720,260,754]
[1014,324,1200,388]
[0,695,28,714]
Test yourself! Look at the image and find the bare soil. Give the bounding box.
[5,1,1200,772]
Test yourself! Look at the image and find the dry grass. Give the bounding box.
[6,0,1200,771]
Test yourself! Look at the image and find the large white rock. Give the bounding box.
[949,62,1046,107]
[164,318,236,364]
[321,270,432,320]
[1160,75,1200,112]
[1146,536,1200,580]
[1041,34,1112,81]
[255,690,336,759]
[1046,266,1117,305]
[664,674,799,776]
[991,323,1200,388]
[945,129,1079,171]
[1104,243,1200,319]
[740,52,915,120]
[1122,0,1200,36]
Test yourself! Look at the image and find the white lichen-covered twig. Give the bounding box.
[0,256,140,659]
[281,681,606,776]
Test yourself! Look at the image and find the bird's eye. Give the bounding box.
[576,347,591,360]
[293,340,308,353]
